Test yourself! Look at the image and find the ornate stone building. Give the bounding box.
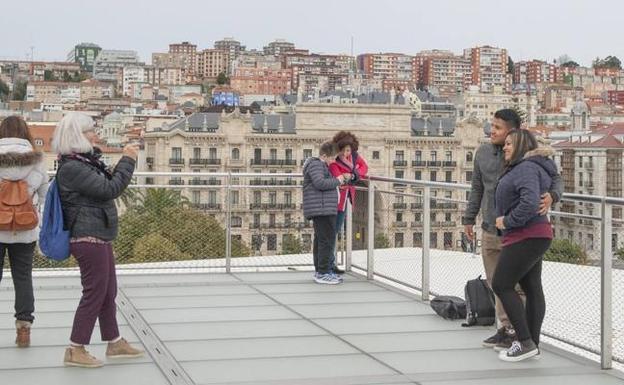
[142,103,484,255]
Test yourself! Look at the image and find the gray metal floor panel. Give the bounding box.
[0,270,622,385]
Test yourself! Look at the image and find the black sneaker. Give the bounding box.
[499,340,539,362]
[333,266,345,275]
[493,328,517,351]
[482,327,506,348]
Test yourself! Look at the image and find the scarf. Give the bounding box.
[61,147,112,179]
[338,153,354,171]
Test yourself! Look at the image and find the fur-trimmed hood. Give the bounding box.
[0,138,45,181]
[523,145,555,159]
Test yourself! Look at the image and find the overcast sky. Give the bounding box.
[1,0,620,66]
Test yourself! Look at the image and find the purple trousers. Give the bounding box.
[70,242,120,345]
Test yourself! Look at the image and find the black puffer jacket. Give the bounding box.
[56,153,135,241]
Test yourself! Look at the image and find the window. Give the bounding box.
[430,171,437,182]
[284,191,292,205]
[430,151,437,161]
[269,191,277,205]
[171,147,182,159]
[394,233,404,248]
[395,170,404,179]
[285,149,293,161]
[431,212,436,222]
[415,213,422,222]
[372,151,380,160]
[413,232,423,247]
[303,149,312,160]
[270,149,277,160]
[208,191,217,204]
[578,156,583,168]
[254,148,262,160]
[445,151,453,162]
[466,171,473,182]
[415,171,421,180]
[192,191,200,204]
[579,172,583,187]
[588,234,594,250]
[269,214,276,226]
[231,191,239,205]
[445,191,452,199]
[466,151,473,162]
[231,148,240,160]
[445,171,452,182]
[253,213,260,226]
[415,151,422,161]
[285,213,292,225]
[430,232,437,248]
[231,216,242,228]
[443,232,453,249]
[253,191,262,204]
[445,212,452,222]
[302,234,312,251]
[209,148,217,159]
[396,212,403,222]
[252,235,262,251]
[193,147,201,159]
[267,234,277,251]
[395,150,404,161]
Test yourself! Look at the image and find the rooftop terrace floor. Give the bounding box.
[1,270,623,385]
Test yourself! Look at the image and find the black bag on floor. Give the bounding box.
[461,275,496,327]
[430,296,467,320]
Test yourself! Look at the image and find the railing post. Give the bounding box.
[346,199,353,272]
[600,200,613,370]
[367,183,375,280]
[225,172,232,273]
[422,186,431,301]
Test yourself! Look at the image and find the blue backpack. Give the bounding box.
[39,179,70,261]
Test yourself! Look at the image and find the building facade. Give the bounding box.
[231,67,292,96]
[92,50,141,83]
[141,102,483,255]
[196,49,230,80]
[464,46,511,92]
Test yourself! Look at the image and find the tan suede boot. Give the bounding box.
[63,346,104,368]
[106,338,144,359]
[15,320,31,348]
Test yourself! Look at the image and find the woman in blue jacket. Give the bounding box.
[492,129,556,362]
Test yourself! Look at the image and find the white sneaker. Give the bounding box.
[314,273,341,285]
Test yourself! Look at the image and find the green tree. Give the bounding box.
[44,70,57,81]
[593,55,622,70]
[375,233,390,249]
[544,239,587,265]
[507,56,514,75]
[217,72,230,85]
[280,234,304,255]
[562,61,580,68]
[510,104,527,125]
[12,79,27,101]
[0,79,9,102]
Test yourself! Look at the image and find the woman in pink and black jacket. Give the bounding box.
[328,131,368,274]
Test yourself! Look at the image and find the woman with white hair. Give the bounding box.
[53,113,142,368]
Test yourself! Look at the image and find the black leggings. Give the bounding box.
[492,238,551,346]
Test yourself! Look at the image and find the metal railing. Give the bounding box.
[28,171,624,370]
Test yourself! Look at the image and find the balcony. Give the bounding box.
[411,203,423,210]
[15,171,623,383]
[169,158,184,165]
[249,203,297,210]
[249,178,297,186]
[191,202,221,210]
[432,202,459,210]
[393,221,408,228]
[442,161,457,167]
[168,179,185,185]
[393,160,407,167]
[251,159,297,167]
[412,160,427,167]
[146,157,154,165]
[189,178,222,186]
[393,203,408,210]
[433,221,457,227]
[427,161,442,167]
[189,158,222,166]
